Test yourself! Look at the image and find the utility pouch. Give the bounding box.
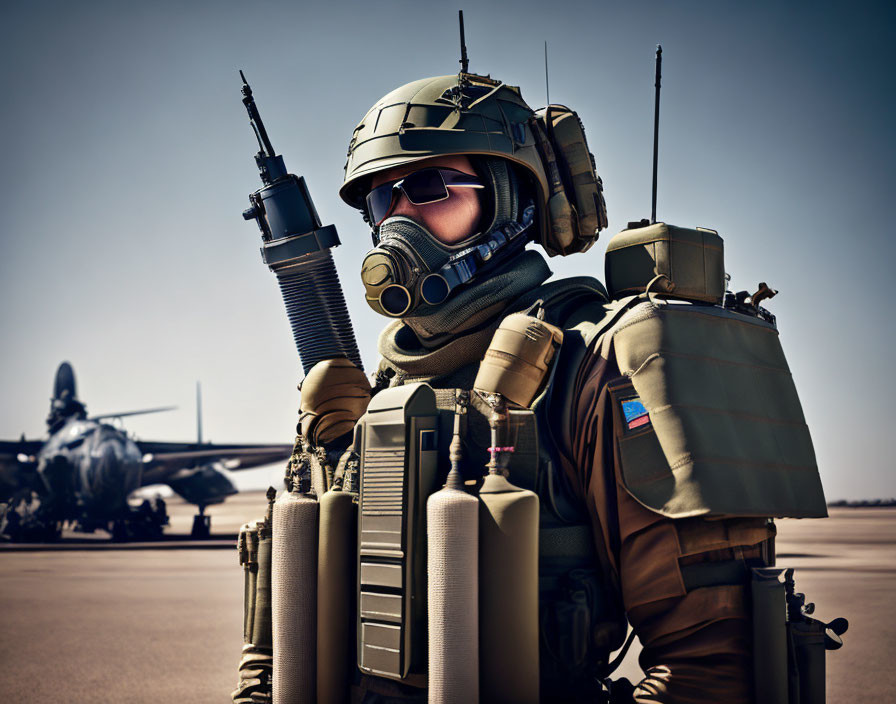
[238,524,252,644]
[751,568,790,704]
[252,521,273,649]
[604,222,725,303]
[789,620,827,704]
[354,383,440,684]
[751,567,848,704]
[533,105,608,256]
[610,301,828,518]
[231,517,272,704]
[245,522,259,644]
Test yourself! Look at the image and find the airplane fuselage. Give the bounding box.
[38,416,143,522]
[1,361,291,541]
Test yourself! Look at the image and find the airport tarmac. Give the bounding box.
[0,493,891,702]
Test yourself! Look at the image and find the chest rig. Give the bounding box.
[350,279,627,701]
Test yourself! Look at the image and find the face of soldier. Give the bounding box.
[370,155,483,245]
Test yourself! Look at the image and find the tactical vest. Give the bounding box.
[254,275,830,704]
[246,223,835,704]
[350,277,626,702]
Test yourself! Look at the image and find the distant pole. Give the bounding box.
[544,41,550,107]
[651,45,662,224]
[459,11,469,74]
[196,381,203,446]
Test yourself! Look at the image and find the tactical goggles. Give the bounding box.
[365,167,484,227]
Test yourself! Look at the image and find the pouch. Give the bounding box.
[609,301,827,518]
[605,222,725,304]
[533,105,608,256]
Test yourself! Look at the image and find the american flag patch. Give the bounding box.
[621,398,650,430]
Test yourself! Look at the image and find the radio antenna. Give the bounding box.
[458,11,469,74]
[544,41,550,106]
[651,45,662,224]
[240,70,276,159]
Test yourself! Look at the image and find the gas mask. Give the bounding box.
[360,159,530,318]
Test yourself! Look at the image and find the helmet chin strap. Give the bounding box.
[421,201,535,305]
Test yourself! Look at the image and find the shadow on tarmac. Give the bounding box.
[0,534,238,551]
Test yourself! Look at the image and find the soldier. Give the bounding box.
[292,69,828,703]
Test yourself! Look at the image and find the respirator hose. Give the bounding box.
[273,250,363,374]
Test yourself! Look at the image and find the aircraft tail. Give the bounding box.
[47,361,87,429]
[53,361,77,402]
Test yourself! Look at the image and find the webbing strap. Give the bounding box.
[681,559,751,591]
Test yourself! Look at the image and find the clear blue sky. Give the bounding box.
[1,0,893,500]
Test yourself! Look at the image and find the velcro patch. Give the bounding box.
[621,397,650,430]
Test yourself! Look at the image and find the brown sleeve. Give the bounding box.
[565,358,773,704]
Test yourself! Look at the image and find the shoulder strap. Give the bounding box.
[518,275,609,328]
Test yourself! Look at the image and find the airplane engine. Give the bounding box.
[165,464,238,507]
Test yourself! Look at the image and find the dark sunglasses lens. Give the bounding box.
[402,169,448,205]
[366,184,395,225]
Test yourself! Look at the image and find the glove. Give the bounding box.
[298,358,371,446]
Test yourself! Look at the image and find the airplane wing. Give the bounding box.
[0,438,44,461]
[137,440,293,486]
[0,439,44,498]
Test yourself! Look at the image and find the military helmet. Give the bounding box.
[340,73,547,206]
[339,73,607,256]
